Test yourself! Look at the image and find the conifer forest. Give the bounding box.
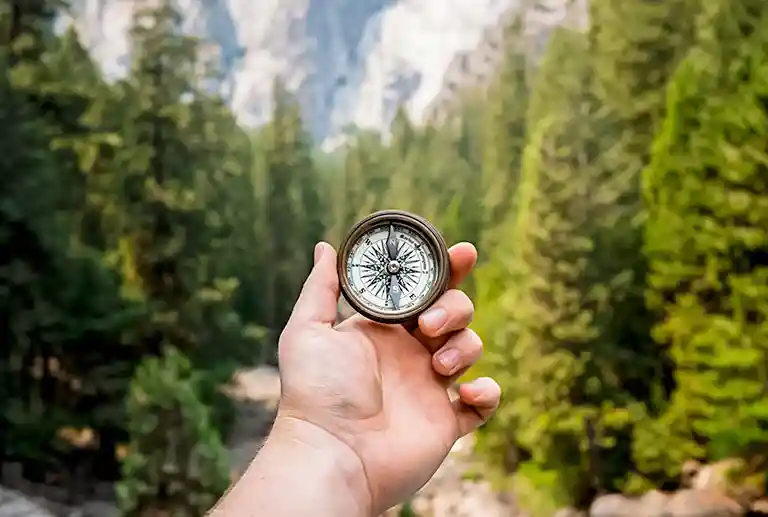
[3,0,768,516]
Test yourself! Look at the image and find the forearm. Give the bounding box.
[209,416,372,517]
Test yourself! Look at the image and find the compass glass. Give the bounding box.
[345,222,439,315]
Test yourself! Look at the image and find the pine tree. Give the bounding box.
[105,0,242,356]
[260,80,324,335]
[94,1,256,440]
[639,0,768,478]
[419,118,481,250]
[0,1,140,480]
[116,347,230,516]
[108,0,202,350]
[0,45,69,469]
[40,26,119,246]
[473,28,604,510]
[570,0,706,491]
[214,119,272,361]
[381,108,421,216]
[479,14,530,254]
[471,14,542,357]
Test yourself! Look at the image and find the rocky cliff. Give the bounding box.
[58,0,574,148]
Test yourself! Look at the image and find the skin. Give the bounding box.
[209,241,501,517]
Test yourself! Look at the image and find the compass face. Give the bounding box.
[344,222,440,316]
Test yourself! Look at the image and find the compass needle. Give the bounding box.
[389,275,401,309]
[386,224,399,261]
[337,210,450,325]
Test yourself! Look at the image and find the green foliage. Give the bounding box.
[258,80,326,335]
[115,347,230,517]
[479,14,530,253]
[0,36,138,474]
[3,0,768,513]
[512,462,573,517]
[398,501,418,517]
[1,0,265,492]
[472,0,709,508]
[640,0,768,476]
[474,27,620,508]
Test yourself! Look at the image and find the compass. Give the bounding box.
[337,210,451,324]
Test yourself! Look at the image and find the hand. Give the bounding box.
[274,241,501,515]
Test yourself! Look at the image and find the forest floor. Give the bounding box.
[0,366,282,517]
[0,365,513,517]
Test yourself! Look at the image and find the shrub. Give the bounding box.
[115,347,230,517]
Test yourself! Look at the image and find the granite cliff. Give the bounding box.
[58,0,577,147]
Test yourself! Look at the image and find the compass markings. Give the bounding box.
[346,222,438,313]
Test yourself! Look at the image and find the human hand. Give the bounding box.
[273,241,501,515]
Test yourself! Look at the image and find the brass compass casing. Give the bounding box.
[337,209,451,325]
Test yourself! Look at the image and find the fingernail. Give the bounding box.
[421,307,447,331]
[437,348,460,371]
[314,242,324,265]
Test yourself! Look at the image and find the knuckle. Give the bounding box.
[446,289,473,315]
[465,294,475,318]
[453,288,471,304]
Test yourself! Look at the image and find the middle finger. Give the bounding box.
[432,327,483,379]
[412,288,474,352]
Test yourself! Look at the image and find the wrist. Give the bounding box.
[213,414,372,517]
[269,414,373,514]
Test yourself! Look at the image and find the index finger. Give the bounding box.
[447,242,478,289]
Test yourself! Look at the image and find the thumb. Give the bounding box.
[288,242,341,326]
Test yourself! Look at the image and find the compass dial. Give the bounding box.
[337,210,450,324]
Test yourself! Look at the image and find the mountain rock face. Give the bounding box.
[60,0,572,147]
[427,0,585,120]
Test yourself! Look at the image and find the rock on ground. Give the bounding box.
[553,508,586,517]
[0,487,55,517]
[589,490,669,517]
[662,489,744,517]
[589,488,754,517]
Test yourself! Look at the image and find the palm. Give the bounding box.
[279,316,460,509]
[350,317,459,456]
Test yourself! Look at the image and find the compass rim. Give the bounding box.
[337,209,450,325]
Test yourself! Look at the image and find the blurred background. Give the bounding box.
[2,0,767,516]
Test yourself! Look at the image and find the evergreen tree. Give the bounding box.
[380,109,421,216]
[116,347,230,516]
[0,46,70,470]
[41,26,123,247]
[98,0,256,439]
[479,15,530,254]
[472,23,677,508]
[105,0,248,359]
[473,29,602,511]
[0,1,140,481]
[572,0,705,491]
[260,80,325,335]
[639,0,768,479]
[419,119,481,251]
